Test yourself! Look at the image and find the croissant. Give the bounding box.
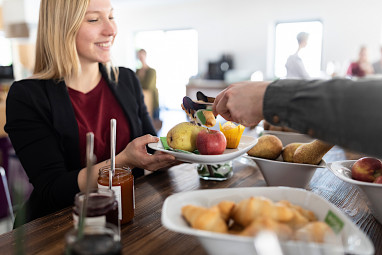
[212,200,235,222]
[278,200,317,222]
[240,217,293,241]
[232,197,294,227]
[294,222,337,244]
[181,205,228,233]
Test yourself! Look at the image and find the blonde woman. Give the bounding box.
[5,0,176,225]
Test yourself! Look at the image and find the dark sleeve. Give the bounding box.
[5,81,80,214]
[263,78,382,157]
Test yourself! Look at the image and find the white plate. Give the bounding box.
[262,130,314,145]
[244,155,326,188]
[148,135,257,164]
[327,160,382,224]
[161,187,374,255]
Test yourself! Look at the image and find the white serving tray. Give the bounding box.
[162,187,374,255]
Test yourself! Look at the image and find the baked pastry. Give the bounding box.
[278,200,317,222]
[181,103,216,127]
[219,121,245,149]
[294,222,336,244]
[212,200,235,222]
[232,196,294,227]
[240,217,293,241]
[181,205,228,233]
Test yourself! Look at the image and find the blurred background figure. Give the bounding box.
[285,32,310,79]
[372,46,382,74]
[136,49,162,131]
[346,46,374,77]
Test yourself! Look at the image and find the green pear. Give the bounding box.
[247,135,283,159]
[282,142,304,162]
[167,122,206,152]
[293,140,334,165]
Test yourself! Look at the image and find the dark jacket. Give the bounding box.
[264,78,382,157]
[5,65,155,225]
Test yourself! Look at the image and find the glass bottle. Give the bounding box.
[98,166,134,224]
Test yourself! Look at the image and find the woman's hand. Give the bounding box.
[117,134,177,171]
[213,81,271,127]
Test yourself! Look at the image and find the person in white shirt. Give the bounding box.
[285,32,310,79]
[372,46,382,74]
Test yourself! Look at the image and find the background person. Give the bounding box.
[285,32,310,79]
[5,0,177,225]
[346,46,374,77]
[372,46,382,74]
[136,49,161,130]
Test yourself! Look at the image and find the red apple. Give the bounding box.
[351,157,382,182]
[374,176,382,184]
[196,129,227,155]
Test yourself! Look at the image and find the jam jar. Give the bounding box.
[72,188,118,228]
[98,165,134,224]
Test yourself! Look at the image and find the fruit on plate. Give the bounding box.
[196,129,227,155]
[351,157,382,182]
[282,143,303,162]
[247,135,283,160]
[219,121,245,149]
[167,122,206,152]
[293,140,333,165]
[374,176,382,184]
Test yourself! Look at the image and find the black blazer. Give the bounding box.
[5,65,156,224]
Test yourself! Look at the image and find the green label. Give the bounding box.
[324,210,344,234]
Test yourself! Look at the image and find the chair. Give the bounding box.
[0,167,14,224]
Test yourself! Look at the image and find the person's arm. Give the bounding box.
[263,78,382,157]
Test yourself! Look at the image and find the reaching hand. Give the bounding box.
[213,81,271,127]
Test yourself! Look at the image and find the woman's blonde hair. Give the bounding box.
[33,0,118,82]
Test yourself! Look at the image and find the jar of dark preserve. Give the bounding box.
[72,188,118,228]
[98,165,134,224]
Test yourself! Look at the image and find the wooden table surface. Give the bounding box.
[0,146,381,255]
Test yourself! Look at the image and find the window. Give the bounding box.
[134,29,198,110]
[274,20,323,78]
[0,31,13,66]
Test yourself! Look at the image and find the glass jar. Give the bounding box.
[98,166,134,224]
[197,161,233,181]
[72,188,118,228]
[65,223,121,255]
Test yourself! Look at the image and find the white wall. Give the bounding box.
[112,0,382,79]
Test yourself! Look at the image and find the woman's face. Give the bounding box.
[76,0,117,66]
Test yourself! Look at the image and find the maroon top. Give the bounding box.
[347,62,366,77]
[68,77,131,167]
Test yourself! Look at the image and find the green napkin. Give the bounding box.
[160,137,199,154]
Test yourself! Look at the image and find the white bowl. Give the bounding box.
[262,130,314,146]
[244,155,326,188]
[161,187,374,255]
[327,160,382,224]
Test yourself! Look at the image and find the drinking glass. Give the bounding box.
[196,160,233,181]
[65,223,121,255]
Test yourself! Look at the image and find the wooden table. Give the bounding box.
[0,147,381,255]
